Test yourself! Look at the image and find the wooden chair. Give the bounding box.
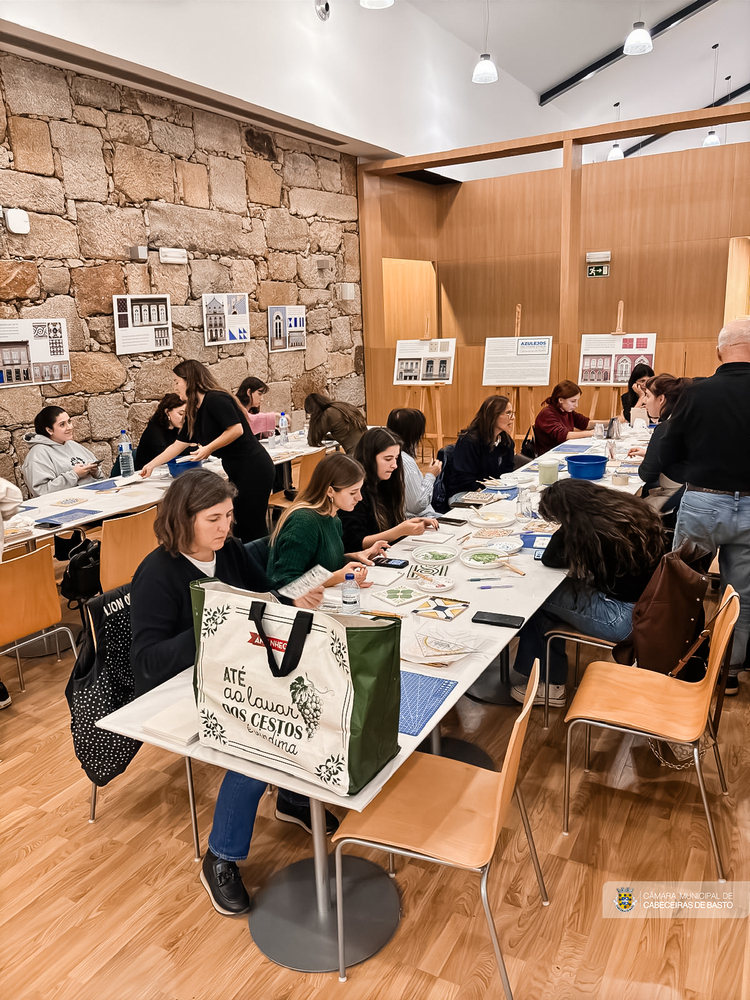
[0,544,78,691]
[563,586,739,882]
[99,506,158,592]
[332,660,547,999]
[267,448,326,515]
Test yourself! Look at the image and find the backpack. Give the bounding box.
[431,444,455,514]
[60,534,101,607]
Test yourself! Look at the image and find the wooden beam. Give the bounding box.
[357,168,386,414]
[361,102,750,176]
[559,139,583,354]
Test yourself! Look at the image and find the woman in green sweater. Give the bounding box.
[267,453,387,589]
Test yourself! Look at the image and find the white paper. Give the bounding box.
[482,336,553,387]
[142,696,199,745]
[578,334,656,387]
[0,318,70,389]
[278,564,333,599]
[393,338,456,386]
[113,295,172,354]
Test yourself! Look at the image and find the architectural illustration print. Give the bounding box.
[0,318,71,388]
[393,338,457,386]
[267,305,307,352]
[113,295,173,355]
[578,334,656,386]
[202,293,250,346]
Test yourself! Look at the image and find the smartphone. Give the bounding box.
[36,520,63,529]
[373,557,409,569]
[471,611,526,629]
[437,516,465,526]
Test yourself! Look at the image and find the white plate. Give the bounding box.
[460,548,512,569]
[501,471,535,486]
[411,544,459,565]
[415,576,456,594]
[490,537,523,555]
[467,510,516,528]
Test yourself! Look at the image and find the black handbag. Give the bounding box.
[54,527,86,562]
[521,426,536,459]
[64,585,141,786]
[61,534,102,606]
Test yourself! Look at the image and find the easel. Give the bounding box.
[497,304,536,445]
[587,300,626,422]
[401,317,446,452]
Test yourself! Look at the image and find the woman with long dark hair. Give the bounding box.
[267,453,387,588]
[139,360,275,542]
[533,380,594,456]
[442,395,516,499]
[339,427,438,551]
[22,405,105,495]
[627,373,692,511]
[134,393,186,471]
[620,363,655,423]
[386,408,441,517]
[304,392,366,455]
[510,479,666,707]
[236,376,276,439]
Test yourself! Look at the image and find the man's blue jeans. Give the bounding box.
[208,773,309,862]
[514,578,635,684]
[674,489,750,672]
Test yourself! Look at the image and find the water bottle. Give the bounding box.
[342,572,360,616]
[118,429,134,477]
[279,411,289,446]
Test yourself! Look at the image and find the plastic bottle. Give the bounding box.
[118,429,134,477]
[279,411,289,446]
[342,572,360,616]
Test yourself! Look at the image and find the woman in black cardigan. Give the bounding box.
[442,395,516,499]
[130,470,328,918]
[134,393,186,471]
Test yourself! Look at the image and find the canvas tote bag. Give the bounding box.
[191,581,401,796]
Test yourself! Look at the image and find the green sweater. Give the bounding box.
[267,507,346,587]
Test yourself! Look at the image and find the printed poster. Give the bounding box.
[482,336,553,386]
[268,305,306,352]
[0,318,70,388]
[113,294,172,354]
[578,333,657,386]
[393,338,456,386]
[202,293,250,346]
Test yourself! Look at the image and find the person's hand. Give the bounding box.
[633,380,647,399]
[421,517,440,531]
[73,462,98,479]
[293,586,325,610]
[428,458,442,475]
[360,540,388,564]
[627,446,646,458]
[399,517,430,536]
[332,562,370,587]
[140,463,154,479]
[190,444,212,462]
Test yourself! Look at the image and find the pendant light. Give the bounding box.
[624,21,653,55]
[360,0,394,8]
[702,44,721,147]
[607,103,625,161]
[472,0,498,85]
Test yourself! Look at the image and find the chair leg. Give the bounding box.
[15,647,25,692]
[543,637,552,730]
[479,863,514,1000]
[89,782,98,822]
[706,716,728,795]
[185,758,201,862]
[584,725,591,772]
[693,742,726,882]
[388,852,396,877]
[563,721,578,835]
[515,787,549,905]
[335,842,347,982]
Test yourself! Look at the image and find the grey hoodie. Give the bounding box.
[22,433,105,496]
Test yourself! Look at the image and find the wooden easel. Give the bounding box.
[497,304,536,445]
[401,316,446,451]
[588,300,626,422]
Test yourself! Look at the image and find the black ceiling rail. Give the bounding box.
[539,0,720,107]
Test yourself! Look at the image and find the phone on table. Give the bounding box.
[37,520,63,529]
[471,611,526,629]
[373,557,409,569]
[437,516,465,526]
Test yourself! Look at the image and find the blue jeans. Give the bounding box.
[674,490,750,672]
[208,772,309,861]
[514,578,635,685]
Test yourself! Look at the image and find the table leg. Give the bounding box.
[422,725,495,771]
[310,798,331,916]
[465,646,517,706]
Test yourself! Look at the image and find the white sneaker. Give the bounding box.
[510,682,567,708]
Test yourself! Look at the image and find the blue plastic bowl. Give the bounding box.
[566,455,607,480]
[167,458,204,478]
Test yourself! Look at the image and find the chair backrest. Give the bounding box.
[490,658,540,844]
[297,448,326,492]
[693,586,739,715]
[3,537,54,562]
[99,506,158,592]
[0,544,61,646]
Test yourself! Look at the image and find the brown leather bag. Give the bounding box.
[613,544,710,674]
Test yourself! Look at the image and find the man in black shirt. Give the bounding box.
[661,318,750,695]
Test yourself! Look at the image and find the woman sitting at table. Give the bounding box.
[267,453,387,589]
[620,363,654,424]
[627,373,692,513]
[510,479,666,708]
[236,376,277,440]
[130,469,328,918]
[533,381,594,456]
[339,427,438,551]
[441,395,516,500]
[386,408,441,517]
[140,360,274,543]
[22,406,105,496]
[134,393,186,471]
[304,392,366,455]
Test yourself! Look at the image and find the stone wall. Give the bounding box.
[0,54,364,492]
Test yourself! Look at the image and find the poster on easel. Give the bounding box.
[0,318,70,388]
[578,333,656,386]
[482,336,553,386]
[393,338,456,386]
[202,293,249,345]
[113,295,172,354]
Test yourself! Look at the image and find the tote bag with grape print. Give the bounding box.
[190,581,401,796]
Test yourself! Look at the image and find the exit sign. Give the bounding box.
[587,264,610,277]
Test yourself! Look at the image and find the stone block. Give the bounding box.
[49,122,108,202]
[0,261,39,301]
[107,112,149,146]
[86,392,127,439]
[7,117,54,176]
[317,157,342,193]
[0,170,65,215]
[87,315,115,345]
[50,352,126,394]
[113,144,174,203]
[230,259,257,294]
[247,313,267,340]
[269,350,304,381]
[309,221,343,253]
[243,338,269,381]
[71,75,121,110]
[258,281,298,310]
[341,154,357,196]
[87,440,114,471]
[330,315,352,351]
[291,368,327,410]
[128,401,160,443]
[151,120,195,159]
[264,380,292,416]
[176,160,209,209]
[305,333,328,370]
[298,288,332,306]
[39,265,70,296]
[6,213,79,260]
[342,232,361,281]
[190,259,231,296]
[243,126,276,160]
[209,155,247,214]
[147,202,264,256]
[265,208,308,252]
[268,253,297,281]
[0,384,43,425]
[245,156,282,207]
[20,295,88,351]
[172,329,218,365]
[289,189,357,222]
[71,263,126,316]
[77,203,147,259]
[193,110,241,156]
[133,359,180,400]
[0,56,71,118]
[354,344,364,375]
[171,303,204,330]
[282,152,318,189]
[331,374,365,407]
[124,263,150,294]
[74,106,107,128]
[329,352,355,378]
[211,355,248,392]
[135,93,176,119]
[43,394,87,416]
[149,255,189,304]
[297,254,335,289]
[173,104,193,128]
[71,414,92,443]
[306,308,330,334]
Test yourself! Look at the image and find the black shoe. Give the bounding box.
[724,675,739,697]
[200,849,251,916]
[0,681,11,709]
[275,797,339,836]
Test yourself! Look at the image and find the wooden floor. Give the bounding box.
[3,601,749,1000]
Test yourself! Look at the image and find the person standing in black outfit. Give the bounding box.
[139,360,274,542]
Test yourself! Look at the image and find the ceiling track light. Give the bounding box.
[703,43,721,147]
[607,102,624,161]
[314,0,330,21]
[624,20,653,56]
[472,0,498,85]
[360,0,394,8]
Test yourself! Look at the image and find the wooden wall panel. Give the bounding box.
[730,142,750,236]
[379,176,438,261]
[724,236,750,322]
[382,258,437,347]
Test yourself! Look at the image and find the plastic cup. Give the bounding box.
[538,459,559,485]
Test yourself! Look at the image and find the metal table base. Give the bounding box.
[465,648,517,706]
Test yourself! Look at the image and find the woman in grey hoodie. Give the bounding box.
[22,406,105,496]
